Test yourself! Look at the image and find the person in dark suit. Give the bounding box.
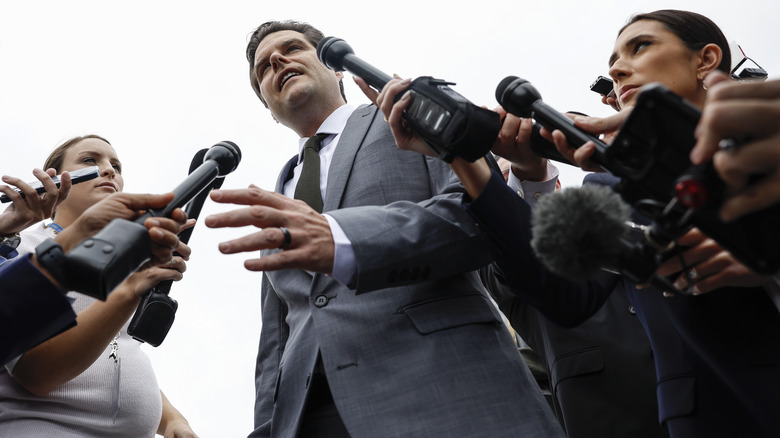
[368,77,666,438]
[371,9,780,438]
[0,190,187,366]
[362,46,665,438]
[204,20,564,438]
[488,155,665,438]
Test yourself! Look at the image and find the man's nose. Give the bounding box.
[270,52,287,72]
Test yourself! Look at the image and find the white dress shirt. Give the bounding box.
[506,161,560,207]
[282,104,357,286]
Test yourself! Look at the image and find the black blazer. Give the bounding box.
[468,171,780,438]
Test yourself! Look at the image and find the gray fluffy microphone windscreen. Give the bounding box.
[531,184,632,281]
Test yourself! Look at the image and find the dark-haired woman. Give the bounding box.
[366,10,780,438]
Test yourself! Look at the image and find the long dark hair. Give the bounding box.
[620,10,731,74]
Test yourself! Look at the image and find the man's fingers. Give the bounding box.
[206,204,288,229]
[243,247,320,272]
[218,229,282,254]
[209,186,293,210]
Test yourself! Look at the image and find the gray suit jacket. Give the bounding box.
[248,105,564,438]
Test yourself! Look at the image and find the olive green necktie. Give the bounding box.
[294,133,328,213]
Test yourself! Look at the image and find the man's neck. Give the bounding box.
[285,100,345,138]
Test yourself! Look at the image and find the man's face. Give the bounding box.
[252,30,344,125]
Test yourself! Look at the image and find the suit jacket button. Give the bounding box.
[628,305,637,315]
[314,295,329,308]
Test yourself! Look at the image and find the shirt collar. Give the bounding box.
[296,104,356,159]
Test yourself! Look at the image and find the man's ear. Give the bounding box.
[698,43,723,79]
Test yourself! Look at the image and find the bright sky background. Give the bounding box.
[2,1,778,436]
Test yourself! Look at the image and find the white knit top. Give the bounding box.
[0,223,163,437]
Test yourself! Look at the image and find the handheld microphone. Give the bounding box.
[134,141,240,222]
[128,148,226,346]
[528,123,574,166]
[496,76,608,166]
[61,141,241,301]
[531,184,631,281]
[318,36,500,163]
[531,183,689,294]
[317,36,393,89]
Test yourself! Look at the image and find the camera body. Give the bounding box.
[607,83,780,275]
[128,288,178,347]
[500,77,780,280]
[401,76,501,162]
[316,36,500,163]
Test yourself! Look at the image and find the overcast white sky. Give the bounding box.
[2,1,778,436]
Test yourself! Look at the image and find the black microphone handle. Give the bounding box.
[175,175,224,246]
[153,173,226,295]
[529,123,573,166]
[340,53,393,90]
[135,161,220,225]
[530,100,609,154]
[318,37,393,90]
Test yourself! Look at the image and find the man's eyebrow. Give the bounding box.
[255,37,309,68]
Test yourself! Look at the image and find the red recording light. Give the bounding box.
[675,179,709,209]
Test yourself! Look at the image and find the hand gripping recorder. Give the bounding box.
[127,147,233,346]
[317,36,500,163]
[60,141,241,302]
[497,76,780,282]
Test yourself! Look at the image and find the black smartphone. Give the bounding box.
[590,76,616,99]
[1,166,100,203]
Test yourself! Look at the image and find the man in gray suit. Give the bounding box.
[204,20,563,438]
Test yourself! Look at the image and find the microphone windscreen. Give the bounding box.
[495,76,520,103]
[531,184,631,281]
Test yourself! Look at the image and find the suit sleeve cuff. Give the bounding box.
[324,214,356,286]
[507,162,560,208]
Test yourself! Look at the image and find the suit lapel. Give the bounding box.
[276,155,299,193]
[323,104,378,212]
